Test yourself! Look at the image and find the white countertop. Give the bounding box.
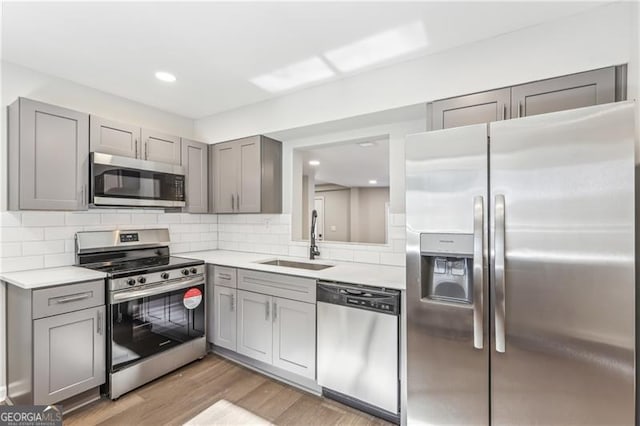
[178,250,406,290]
[0,266,107,290]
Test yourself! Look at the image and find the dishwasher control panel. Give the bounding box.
[317,281,400,315]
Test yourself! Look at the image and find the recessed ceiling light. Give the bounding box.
[309,160,320,166]
[359,142,376,148]
[250,57,335,93]
[155,71,176,82]
[369,179,378,185]
[324,21,428,73]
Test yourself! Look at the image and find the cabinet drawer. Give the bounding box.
[33,280,105,319]
[214,266,237,288]
[237,269,315,303]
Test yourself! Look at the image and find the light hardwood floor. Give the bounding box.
[64,354,391,426]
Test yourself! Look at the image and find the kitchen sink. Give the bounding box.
[258,259,334,271]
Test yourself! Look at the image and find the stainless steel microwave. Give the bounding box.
[90,152,185,208]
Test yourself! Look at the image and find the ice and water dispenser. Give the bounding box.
[420,233,474,304]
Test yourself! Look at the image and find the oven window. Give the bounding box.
[93,164,185,202]
[110,284,205,371]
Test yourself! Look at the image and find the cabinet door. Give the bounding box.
[142,129,181,164]
[17,98,89,210]
[237,137,261,213]
[272,298,316,379]
[89,116,140,158]
[511,67,615,118]
[212,286,237,351]
[33,306,106,405]
[236,290,272,363]
[181,138,209,213]
[213,141,238,213]
[431,88,511,130]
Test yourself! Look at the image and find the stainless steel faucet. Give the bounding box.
[310,209,320,260]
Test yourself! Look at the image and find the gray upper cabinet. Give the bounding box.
[212,135,282,214]
[8,98,89,211]
[142,129,181,164]
[431,88,511,130]
[181,138,209,213]
[511,67,616,118]
[90,116,141,158]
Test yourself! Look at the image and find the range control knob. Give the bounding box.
[126,278,136,286]
[182,269,190,276]
[161,272,169,280]
[190,267,198,274]
[138,276,146,284]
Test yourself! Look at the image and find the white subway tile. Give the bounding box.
[218,241,238,251]
[170,243,190,253]
[0,243,22,258]
[190,241,216,251]
[22,212,65,227]
[201,232,216,241]
[23,240,65,256]
[44,226,83,241]
[353,251,381,264]
[44,252,75,268]
[1,228,45,242]
[0,256,44,273]
[65,212,101,226]
[132,213,158,225]
[65,240,75,252]
[288,246,308,258]
[157,214,182,224]
[328,249,354,262]
[389,226,406,239]
[391,214,406,227]
[0,212,22,227]
[82,225,117,232]
[101,213,131,225]
[180,214,200,224]
[168,224,191,233]
[200,215,218,224]
[392,239,406,253]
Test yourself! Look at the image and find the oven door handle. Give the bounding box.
[110,277,204,304]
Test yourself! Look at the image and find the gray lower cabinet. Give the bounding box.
[33,306,106,405]
[90,116,141,158]
[430,88,510,130]
[6,279,106,408]
[512,67,616,118]
[212,285,237,351]
[181,138,209,213]
[8,98,89,210]
[142,129,181,164]
[211,135,282,213]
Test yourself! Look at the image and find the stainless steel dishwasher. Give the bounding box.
[317,281,400,424]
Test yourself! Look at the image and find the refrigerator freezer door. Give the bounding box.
[406,124,489,425]
[489,101,635,425]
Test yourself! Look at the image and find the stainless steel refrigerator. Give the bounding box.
[405,101,635,425]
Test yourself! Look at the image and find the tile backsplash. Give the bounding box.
[0,210,218,273]
[0,210,405,273]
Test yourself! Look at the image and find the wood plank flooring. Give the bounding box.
[64,354,391,426]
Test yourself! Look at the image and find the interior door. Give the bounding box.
[405,124,489,425]
[236,290,272,363]
[489,102,635,425]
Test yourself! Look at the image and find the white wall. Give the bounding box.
[0,61,204,401]
[195,1,634,143]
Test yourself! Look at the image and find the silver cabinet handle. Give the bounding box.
[230,293,235,312]
[265,299,270,321]
[236,193,240,210]
[493,194,506,353]
[231,194,235,211]
[273,300,277,322]
[145,141,149,160]
[51,292,92,304]
[472,196,484,350]
[97,309,103,335]
[135,138,138,157]
[518,101,523,118]
[502,104,507,120]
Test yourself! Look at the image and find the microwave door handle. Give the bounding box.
[472,195,484,350]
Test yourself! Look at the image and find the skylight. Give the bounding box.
[250,57,335,93]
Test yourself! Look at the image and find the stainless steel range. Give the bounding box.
[76,228,206,399]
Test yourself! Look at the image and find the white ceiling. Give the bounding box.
[2,2,608,119]
[300,138,390,188]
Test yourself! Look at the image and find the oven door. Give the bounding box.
[108,278,205,372]
[91,152,185,208]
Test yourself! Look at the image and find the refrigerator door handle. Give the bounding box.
[472,195,484,350]
[494,194,506,353]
